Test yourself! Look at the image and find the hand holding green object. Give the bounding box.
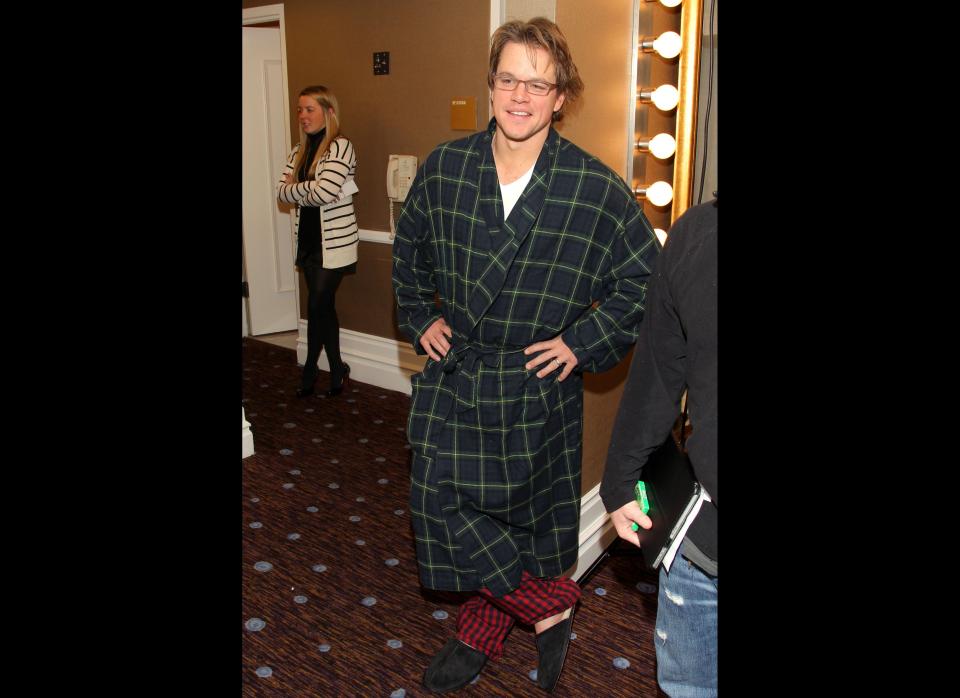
[631,480,650,531]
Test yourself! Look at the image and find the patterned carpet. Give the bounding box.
[242,337,667,697]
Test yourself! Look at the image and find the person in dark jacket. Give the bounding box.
[601,196,717,698]
[392,17,659,694]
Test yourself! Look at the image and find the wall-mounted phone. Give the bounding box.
[387,154,417,239]
[387,154,417,202]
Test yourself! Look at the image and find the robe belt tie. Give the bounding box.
[415,344,556,464]
[439,345,528,413]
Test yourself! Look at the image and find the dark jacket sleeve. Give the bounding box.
[599,231,687,513]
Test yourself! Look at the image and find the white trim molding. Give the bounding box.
[490,0,504,35]
[297,324,425,395]
[570,482,618,582]
[242,406,255,458]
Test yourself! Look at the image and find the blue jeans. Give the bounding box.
[655,541,717,698]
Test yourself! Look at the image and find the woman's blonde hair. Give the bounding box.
[293,85,341,181]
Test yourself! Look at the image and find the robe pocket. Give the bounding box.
[406,373,420,446]
[512,371,556,427]
[534,374,559,417]
[411,356,440,383]
[408,357,440,397]
[406,359,442,445]
[406,369,426,445]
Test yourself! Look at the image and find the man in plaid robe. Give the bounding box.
[392,17,660,694]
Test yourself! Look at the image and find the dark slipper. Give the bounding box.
[535,606,576,692]
[422,638,488,693]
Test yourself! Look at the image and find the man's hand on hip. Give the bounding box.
[524,336,578,381]
[420,318,453,362]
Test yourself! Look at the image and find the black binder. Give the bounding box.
[634,431,701,570]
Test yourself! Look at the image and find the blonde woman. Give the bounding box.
[278,85,358,397]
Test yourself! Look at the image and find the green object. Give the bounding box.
[631,480,649,531]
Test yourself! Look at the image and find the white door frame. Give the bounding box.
[243,4,298,327]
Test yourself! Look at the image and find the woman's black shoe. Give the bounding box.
[295,385,314,398]
[325,363,351,397]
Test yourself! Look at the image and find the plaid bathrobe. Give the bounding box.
[392,120,659,597]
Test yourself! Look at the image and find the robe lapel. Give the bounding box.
[465,126,559,331]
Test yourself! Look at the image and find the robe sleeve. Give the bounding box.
[561,202,659,373]
[392,167,441,354]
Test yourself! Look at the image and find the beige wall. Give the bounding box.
[555,0,638,494]
[337,241,404,340]
[505,0,555,22]
[556,0,633,179]
[244,0,657,493]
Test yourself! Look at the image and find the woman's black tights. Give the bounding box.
[301,264,345,390]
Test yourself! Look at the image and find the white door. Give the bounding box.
[242,25,297,335]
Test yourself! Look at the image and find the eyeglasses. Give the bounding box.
[492,73,558,97]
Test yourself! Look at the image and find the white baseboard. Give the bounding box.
[297,323,424,395]
[242,407,255,459]
[298,326,614,573]
[570,483,618,582]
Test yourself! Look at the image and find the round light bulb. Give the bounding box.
[647,181,673,206]
[636,181,673,207]
[652,84,679,110]
[638,84,679,111]
[652,31,682,59]
[654,228,668,246]
[636,133,676,160]
[659,0,683,7]
[648,133,676,159]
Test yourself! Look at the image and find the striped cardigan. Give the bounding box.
[277,136,359,269]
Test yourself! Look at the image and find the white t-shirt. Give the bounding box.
[499,163,536,219]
